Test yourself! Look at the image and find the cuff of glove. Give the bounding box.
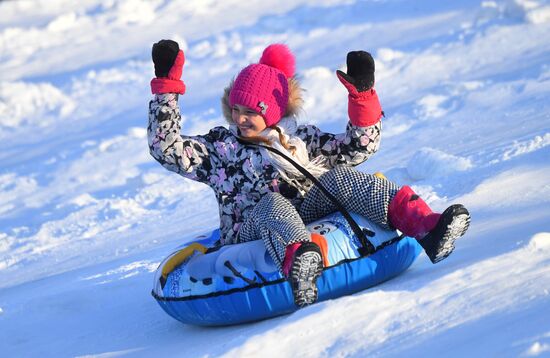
[150,78,186,95]
[348,88,383,127]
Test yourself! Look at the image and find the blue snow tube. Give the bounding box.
[151,212,422,326]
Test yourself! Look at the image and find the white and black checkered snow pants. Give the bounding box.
[238,166,399,273]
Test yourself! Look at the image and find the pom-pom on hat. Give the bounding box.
[229,44,296,127]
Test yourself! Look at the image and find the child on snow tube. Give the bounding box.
[147,40,471,307]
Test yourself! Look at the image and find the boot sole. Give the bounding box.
[418,204,470,264]
[430,205,471,263]
[290,250,323,307]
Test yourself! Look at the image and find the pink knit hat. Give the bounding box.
[229,44,296,127]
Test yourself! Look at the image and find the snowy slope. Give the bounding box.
[1,0,550,357]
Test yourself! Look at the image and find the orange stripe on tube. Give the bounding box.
[310,233,330,267]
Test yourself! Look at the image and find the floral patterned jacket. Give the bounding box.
[148,93,381,245]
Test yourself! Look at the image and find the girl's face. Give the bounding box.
[232,104,267,138]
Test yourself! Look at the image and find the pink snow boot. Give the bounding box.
[388,186,471,263]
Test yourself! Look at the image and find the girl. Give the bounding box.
[148,40,470,307]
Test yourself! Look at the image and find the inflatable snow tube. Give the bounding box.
[152,212,422,326]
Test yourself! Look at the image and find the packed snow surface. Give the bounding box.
[1,0,549,357]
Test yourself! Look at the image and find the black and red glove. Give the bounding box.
[150,39,186,95]
[336,51,382,127]
[337,50,375,92]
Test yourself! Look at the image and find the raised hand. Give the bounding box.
[336,50,375,93]
[151,39,186,94]
[335,51,382,127]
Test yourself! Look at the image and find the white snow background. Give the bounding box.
[1,0,550,357]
